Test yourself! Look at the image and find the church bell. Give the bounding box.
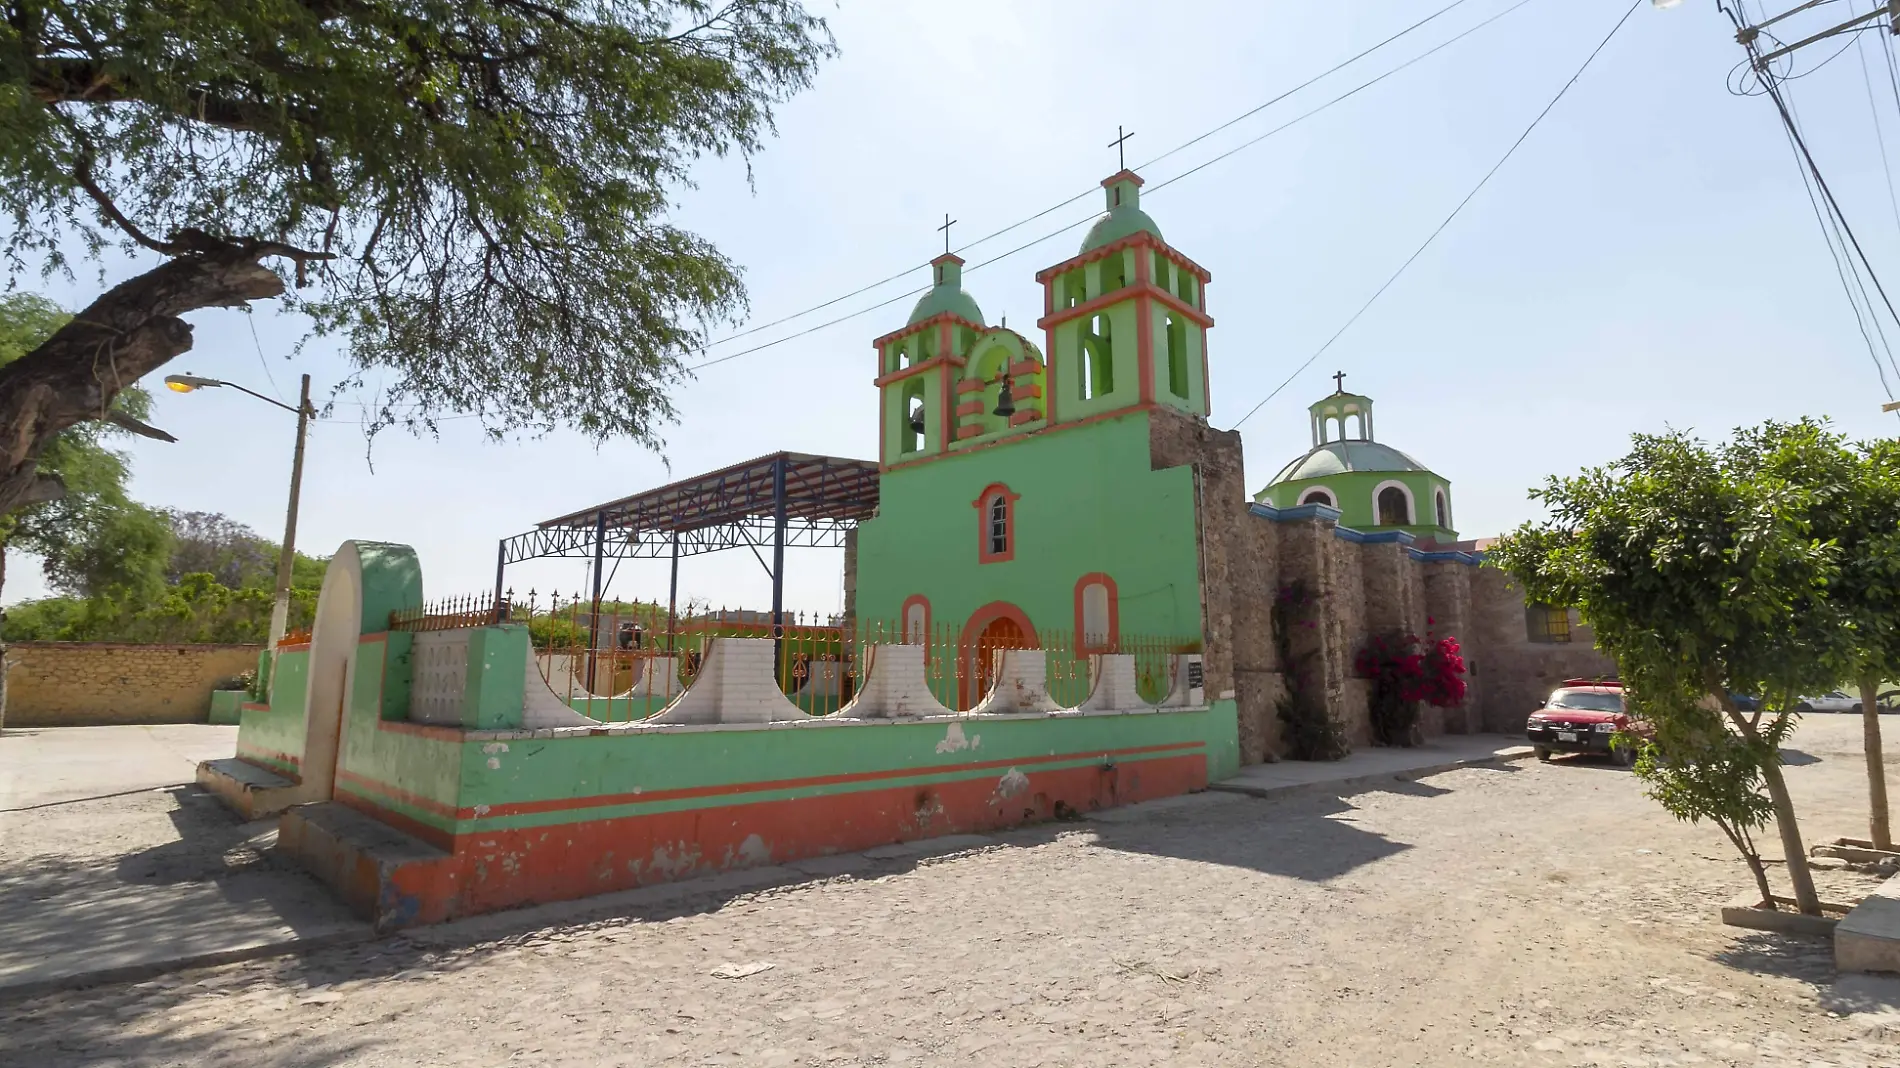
[992,376,1015,419]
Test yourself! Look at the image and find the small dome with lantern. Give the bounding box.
[1253,375,1458,540]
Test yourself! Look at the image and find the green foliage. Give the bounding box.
[1,1,835,446]
[2,510,328,643]
[1488,421,1847,715]
[1488,418,1860,913]
[0,292,170,598]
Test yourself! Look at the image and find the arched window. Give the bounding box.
[1074,573,1120,652]
[1165,314,1188,399]
[1377,485,1411,526]
[902,596,930,644]
[1100,252,1127,293]
[1435,490,1450,529]
[1299,488,1335,508]
[973,483,1019,563]
[900,381,927,455]
[1081,314,1113,400]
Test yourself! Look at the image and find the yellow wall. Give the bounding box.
[4,642,261,726]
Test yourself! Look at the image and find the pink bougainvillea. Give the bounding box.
[1355,629,1468,747]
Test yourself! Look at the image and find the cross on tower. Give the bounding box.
[937,212,957,256]
[1108,125,1135,171]
[1333,370,1347,393]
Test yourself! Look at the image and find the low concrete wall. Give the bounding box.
[3,641,262,726]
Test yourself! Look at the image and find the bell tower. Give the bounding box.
[1034,168,1212,425]
[872,251,987,467]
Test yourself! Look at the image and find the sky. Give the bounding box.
[9,0,1900,620]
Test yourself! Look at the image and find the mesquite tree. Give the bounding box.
[1490,422,1851,916]
[0,1,833,520]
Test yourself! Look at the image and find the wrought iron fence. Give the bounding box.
[392,588,1198,721]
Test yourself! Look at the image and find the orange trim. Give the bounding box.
[237,742,302,769]
[884,403,1158,473]
[872,311,985,349]
[973,482,1020,564]
[1073,573,1122,653]
[957,600,1037,707]
[1008,409,1041,426]
[338,738,1202,825]
[1035,230,1210,286]
[1036,282,1214,333]
[1135,255,1155,406]
[873,353,964,388]
[376,719,473,742]
[1044,324,1058,423]
[899,594,932,644]
[1008,359,1040,377]
[956,398,984,418]
[956,378,986,395]
[1012,383,1042,400]
[336,787,457,851]
[955,424,982,441]
[277,641,312,652]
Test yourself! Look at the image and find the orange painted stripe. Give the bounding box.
[335,740,1204,824]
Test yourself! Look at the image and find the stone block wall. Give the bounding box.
[1468,566,1614,733]
[3,642,261,726]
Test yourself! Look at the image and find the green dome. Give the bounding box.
[908,255,984,325]
[908,284,984,326]
[1269,441,1431,485]
[1080,206,1163,254]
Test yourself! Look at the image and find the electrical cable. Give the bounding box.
[1225,0,1644,431]
[688,0,1542,374]
[1728,2,1900,395]
[690,0,1491,357]
[245,314,285,402]
[1853,30,1900,243]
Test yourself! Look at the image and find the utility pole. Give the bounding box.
[268,374,314,649]
[1731,1,1900,68]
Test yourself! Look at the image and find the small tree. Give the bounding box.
[1628,707,1787,907]
[1490,422,1849,915]
[1735,427,1900,851]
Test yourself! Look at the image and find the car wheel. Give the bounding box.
[1615,744,1638,768]
[1795,702,1814,714]
[1535,747,1551,762]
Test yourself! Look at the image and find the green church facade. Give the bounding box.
[856,169,1214,696]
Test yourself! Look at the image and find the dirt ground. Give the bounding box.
[3,715,1898,1067]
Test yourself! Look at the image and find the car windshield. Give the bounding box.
[1546,690,1622,712]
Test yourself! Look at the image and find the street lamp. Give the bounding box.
[164,372,315,649]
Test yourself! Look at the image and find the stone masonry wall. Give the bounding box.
[3,642,261,726]
[1467,567,1614,733]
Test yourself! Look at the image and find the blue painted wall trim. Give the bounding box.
[1248,502,1484,566]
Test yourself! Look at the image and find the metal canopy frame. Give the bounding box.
[496,452,880,662]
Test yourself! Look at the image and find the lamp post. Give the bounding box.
[165,372,314,648]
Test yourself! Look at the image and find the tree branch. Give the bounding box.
[104,410,177,443]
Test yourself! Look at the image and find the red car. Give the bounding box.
[1525,679,1648,765]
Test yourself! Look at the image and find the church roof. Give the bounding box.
[1269,440,1432,485]
[907,253,984,326]
[1080,169,1163,254]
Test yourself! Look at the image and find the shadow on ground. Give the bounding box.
[0,757,1506,1063]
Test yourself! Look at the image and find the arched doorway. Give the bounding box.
[958,602,1036,709]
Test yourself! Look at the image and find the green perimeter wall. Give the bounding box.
[336,699,1239,843]
[856,410,1204,643]
[238,646,310,775]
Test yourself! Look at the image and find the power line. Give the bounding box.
[1727,2,1900,399]
[1226,0,1644,431]
[691,0,1491,357]
[688,0,1542,374]
[245,313,285,402]
[1853,30,1900,243]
